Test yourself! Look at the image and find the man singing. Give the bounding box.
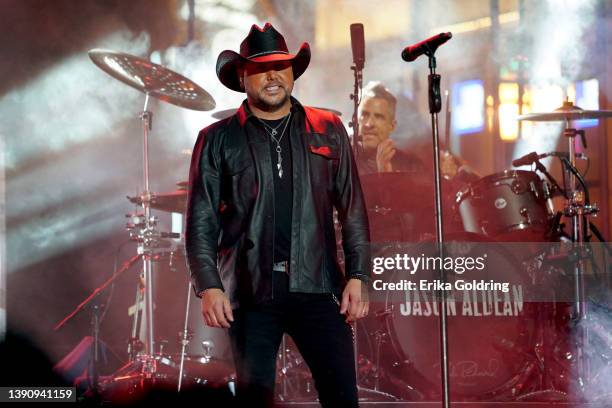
[185,23,370,407]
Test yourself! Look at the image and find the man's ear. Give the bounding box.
[237,68,245,90]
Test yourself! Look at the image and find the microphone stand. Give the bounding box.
[349,61,363,161]
[426,51,451,408]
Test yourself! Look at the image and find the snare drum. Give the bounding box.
[456,170,551,241]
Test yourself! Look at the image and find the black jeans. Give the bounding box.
[228,271,358,407]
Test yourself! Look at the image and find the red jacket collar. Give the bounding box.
[235,98,337,134]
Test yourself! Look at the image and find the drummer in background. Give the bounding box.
[356,81,478,183]
[356,81,479,239]
[356,81,425,174]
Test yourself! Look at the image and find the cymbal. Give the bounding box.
[518,101,612,122]
[128,190,188,214]
[88,49,215,111]
[211,106,342,120]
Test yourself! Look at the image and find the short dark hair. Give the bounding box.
[362,81,397,119]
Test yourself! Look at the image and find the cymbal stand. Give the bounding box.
[349,49,364,161]
[127,281,144,362]
[560,123,599,389]
[177,282,194,392]
[121,93,164,379]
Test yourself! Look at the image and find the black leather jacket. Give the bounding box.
[185,98,370,307]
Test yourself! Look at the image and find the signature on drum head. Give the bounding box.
[435,359,501,382]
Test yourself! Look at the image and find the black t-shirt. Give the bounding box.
[259,115,293,262]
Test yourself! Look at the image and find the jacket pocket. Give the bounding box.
[308,132,340,159]
[309,143,339,159]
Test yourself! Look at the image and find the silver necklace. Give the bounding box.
[258,112,292,178]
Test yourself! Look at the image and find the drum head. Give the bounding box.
[376,232,537,400]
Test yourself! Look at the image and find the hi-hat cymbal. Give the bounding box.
[88,49,215,111]
[211,106,342,120]
[518,101,612,122]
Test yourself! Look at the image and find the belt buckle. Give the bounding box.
[273,261,288,273]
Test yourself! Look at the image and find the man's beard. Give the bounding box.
[252,86,291,111]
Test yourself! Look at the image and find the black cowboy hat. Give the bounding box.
[216,23,311,92]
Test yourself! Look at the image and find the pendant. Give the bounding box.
[276,145,283,178]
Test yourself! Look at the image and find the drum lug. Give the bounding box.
[530,181,540,199]
[520,207,531,224]
[479,220,489,235]
[511,179,526,194]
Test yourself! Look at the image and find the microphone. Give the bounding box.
[350,23,365,70]
[512,151,541,167]
[512,151,578,167]
[401,32,452,62]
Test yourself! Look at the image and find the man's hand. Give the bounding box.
[440,150,459,179]
[201,288,234,328]
[340,278,369,322]
[376,139,396,172]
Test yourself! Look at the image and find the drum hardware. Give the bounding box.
[78,49,216,399]
[158,340,169,356]
[276,335,316,402]
[125,212,181,250]
[518,100,612,395]
[177,282,193,392]
[128,190,188,214]
[348,23,365,162]
[54,253,144,396]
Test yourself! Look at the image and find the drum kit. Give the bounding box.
[340,100,612,403]
[55,47,612,404]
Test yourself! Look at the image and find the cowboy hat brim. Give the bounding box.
[216,42,311,93]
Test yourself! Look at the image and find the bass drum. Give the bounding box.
[368,233,538,401]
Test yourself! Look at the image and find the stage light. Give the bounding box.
[498,83,519,141]
[452,79,484,136]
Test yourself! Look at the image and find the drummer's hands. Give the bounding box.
[340,278,369,322]
[201,288,234,328]
[376,139,396,172]
[440,150,459,179]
